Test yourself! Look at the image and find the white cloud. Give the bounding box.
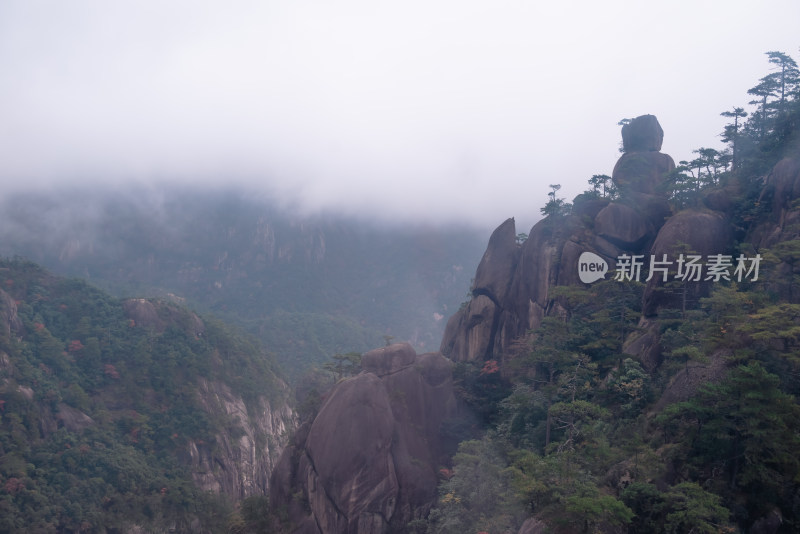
[1,0,798,229]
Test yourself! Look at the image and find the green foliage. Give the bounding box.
[622,482,733,534]
[564,489,633,532]
[585,174,617,199]
[322,351,362,381]
[452,360,512,426]
[425,439,526,534]
[256,311,382,381]
[540,183,573,217]
[0,190,485,384]
[662,363,800,500]
[228,494,279,534]
[0,258,284,532]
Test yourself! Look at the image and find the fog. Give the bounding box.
[1,0,798,229]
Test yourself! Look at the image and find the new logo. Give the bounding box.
[578,252,609,284]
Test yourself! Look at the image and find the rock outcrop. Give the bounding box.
[641,209,734,316]
[122,298,205,337]
[190,378,294,499]
[122,297,295,500]
[442,115,688,365]
[270,343,457,533]
[269,114,790,533]
[753,156,800,250]
[0,288,23,338]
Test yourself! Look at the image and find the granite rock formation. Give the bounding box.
[189,378,294,499]
[441,115,700,366]
[268,115,784,534]
[269,343,457,533]
[0,288,23,338]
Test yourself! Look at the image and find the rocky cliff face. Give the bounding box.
[267,115,800,534]
[190,378,294,499]
[270,343,457,533]
[119,298,296,500]
[441,114,735,371]
[0,287,23,338]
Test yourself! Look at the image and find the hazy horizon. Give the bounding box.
[1,1,798,230]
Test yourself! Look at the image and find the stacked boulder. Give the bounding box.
[268,114,744,533]
[441,114,734,370]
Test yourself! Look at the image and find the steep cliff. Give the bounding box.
[267,111,800,533]
[269,343,457,533]
[432,113,800,533]
[441,115,736,370]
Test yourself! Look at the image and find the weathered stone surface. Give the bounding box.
[122,299,165,330]
[509,220,563,332]
[56,403,94,432]
[472,217,519,303]
[751,157,800,251]
[651,349,730,414]
[440,295,497,362]
[0,288,22,337]
[612,151,675,195]
[305,373,398,534]
[270,345,456,533]
[572,196,611,221]
[190,378,294,499]
[621,114,664,152]
[122,298,205,337]
[438,113,680,366]
[559,239,612,286]
[625,191,674,230]
[642,209,734,317]
[766,157,800,219]
[623,318,662,372]
[362,343,417,376]
[594,202,652,250]
[702,183,739,214]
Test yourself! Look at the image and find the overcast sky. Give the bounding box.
[1,1,798,230]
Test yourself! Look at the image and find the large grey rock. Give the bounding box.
[362,343,417,376]
[621,114,664,152]
[594,202,652,250]
[270,345,457,533]
[642,209,734,317]
[190,378,294,499]
[472,217,520,303]
[612,151,675,195]
[305,373,398,534]
[440,295,497,362]
[122,298,205,337]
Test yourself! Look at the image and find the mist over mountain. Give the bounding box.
[267,51,800,534]
[0,186,487,378]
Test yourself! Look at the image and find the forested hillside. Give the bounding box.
[2,48,799,534]
[0,258,293,532]
[418,50,800,534]
[0,192,485,380]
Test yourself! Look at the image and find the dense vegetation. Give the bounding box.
[0,258,286,532]
[420,50,800,533]
[2,48,799,534]
[0,191,484,381]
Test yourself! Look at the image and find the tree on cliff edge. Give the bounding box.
[540,183,572,217]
